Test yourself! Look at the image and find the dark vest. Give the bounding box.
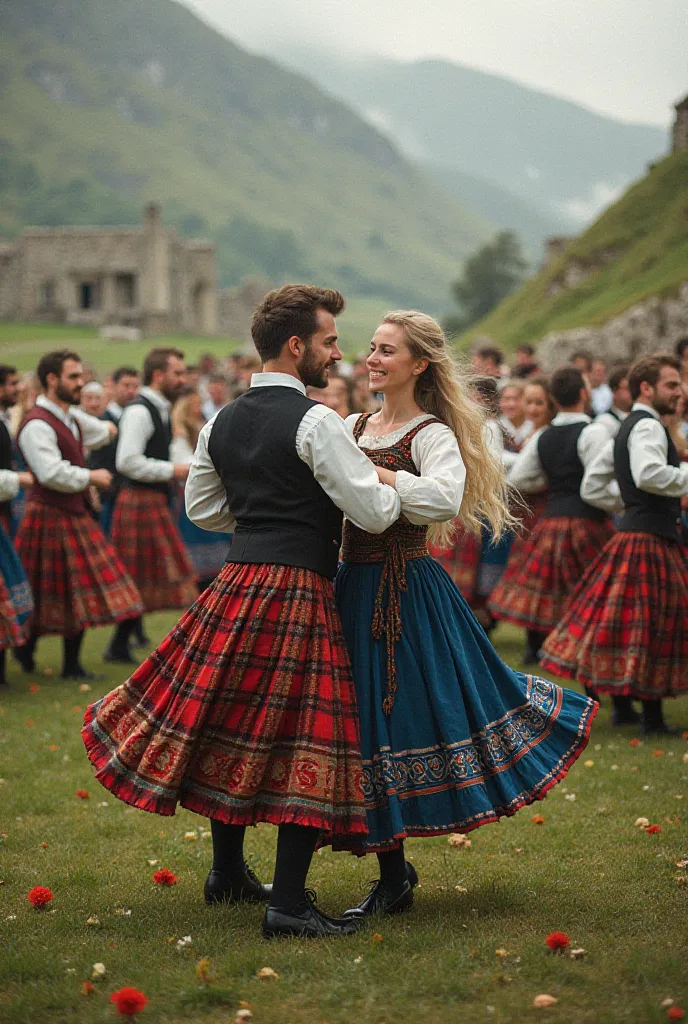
[207,385,343,580]
[0,418,13,526]
[614,409,682,541]
[89,407,120,476]
[18,406,89,515]
[537,421,607,521]
[119,395,171,496]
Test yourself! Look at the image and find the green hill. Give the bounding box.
[0,0,490,311]
[460,151,688,349]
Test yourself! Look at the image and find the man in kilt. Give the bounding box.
[107,347,196,663]
[488,366,614,668]
[14,350,143,679]
[541,354,688,735]
[83,285,401,938]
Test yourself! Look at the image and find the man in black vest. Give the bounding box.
[542,353,688,735]
[89,366,140,536]
[82,285,401,938]
[107,348,196,663]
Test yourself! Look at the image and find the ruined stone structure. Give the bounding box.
[0,204,217,335]
[542,236,574,268]
[672,95,688,154]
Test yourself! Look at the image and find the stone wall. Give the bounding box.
[536,282,688,369]
[217,276,270,342]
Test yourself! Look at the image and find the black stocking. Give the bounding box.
[376,843,407,892]
[270,824,320,912]
[210,820,246,876]
[62,631,85,676]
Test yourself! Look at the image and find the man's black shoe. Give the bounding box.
[103,642,137,665]
[343,859,419,918]
[641,722,681,737]
[204,863,272,905]
[13,648,35,673]
[61,667,104,682]
[611,707,642,726]
[262,890,361,939]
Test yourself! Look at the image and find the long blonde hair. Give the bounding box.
[381,311,517,547]
[171,389,204,451]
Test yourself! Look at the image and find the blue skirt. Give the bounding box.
[0,523,33,642]
[335,555,596,851]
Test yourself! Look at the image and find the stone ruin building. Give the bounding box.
[672,94,688,154]
[0,204,217,335]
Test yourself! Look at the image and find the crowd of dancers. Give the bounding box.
[0,287,686,938]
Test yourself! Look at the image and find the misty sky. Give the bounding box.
[180,0,686,127]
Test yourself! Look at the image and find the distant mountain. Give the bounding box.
[460,150,688,349]
[0,0,491,312]
[272,47,667,252]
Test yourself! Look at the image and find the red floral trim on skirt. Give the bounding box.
[111,489,197,612]
[541,531,688,697]
[82,562,368,838]
[488,516,614,631]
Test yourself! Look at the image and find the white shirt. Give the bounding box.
[17,395,111,494]
[186,372,401,534]
[348,412,465,525]
[582,402,688,512]
[486,418,517,472]
[201,398,227,422]
[0,469,20,502]
[591,383,613,416]
[116,385,174,484]
[507,412,610,495]
[170,434,195,466]
[106,401,123,420]
[499,414,533,448]
[595,406,628,440]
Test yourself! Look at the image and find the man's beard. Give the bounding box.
[161,382,182,402]
[297,346,330,389]
[654,398,678,416]
[56,382,80,404]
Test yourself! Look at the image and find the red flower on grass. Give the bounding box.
[76,789,90,800]
[110,987,148,1017]
[667,1008,685,1021]
[545,931,570,952]
[645,824,662,835]
[27,886,53,908]
[152,868,177,886]
[629,738,640,747]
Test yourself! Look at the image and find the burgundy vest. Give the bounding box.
[18,405,90,515]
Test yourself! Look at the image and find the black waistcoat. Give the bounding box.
[0,418,13,524]
[120,395,171,495]
[614,409,682,541]
[537,421,607,521]
[207,386,343,580]
[89,408,120,492]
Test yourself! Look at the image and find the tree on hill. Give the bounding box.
[444,231,527,335]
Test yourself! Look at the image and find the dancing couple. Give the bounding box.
[83,285,596,938]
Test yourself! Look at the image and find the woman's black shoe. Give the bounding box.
[204,863,272,905]
[343,859,418,918]
[262,890,361,939]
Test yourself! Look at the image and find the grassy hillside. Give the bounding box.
[459,151,688,349]
[0,0,490,311]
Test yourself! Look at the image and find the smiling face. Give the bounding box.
[499,385,525,425]
[295,308,342,389]
[366,322,428,395]
[523,382,552,430]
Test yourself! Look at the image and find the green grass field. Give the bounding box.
[1,619,686,1023]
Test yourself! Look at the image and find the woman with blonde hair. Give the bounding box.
[336,311,597,918]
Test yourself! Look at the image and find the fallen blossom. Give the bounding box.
[564,794,576,802]
[110,986,148,1016]
[27,885,53,908]
[660,998,675,1008]
[448,833,472,849]
[29,684,40,693]
[92,963,106,980]
[6,913,16,920]
[40,842,48,849]
[653,749,665,757]
[25,720,35,727]
[645,824,662,835]
[630,738,640,747]
[76,789,90,800]
[667,1009,685,1021]
[43,667,54,677]
[115,907,132,916]
[81,981,95,996]
[533,994,558,1008]
[643,785,650,791]
[256,967,279,980]
[545,931,570,952]
[79,683,91,693]
[353,956,363,964]
[611,764,619,770]
[184,831,198,841]
[455,885,468,893]
[235,1012,253,1022]
[48,744,59,752]
[569,948,587,959]
[86,915,101,927]
[196,957,215,983]
[683,752,688,764]
[175,935,192,950]
[676,876,688,886]
[495,948,508,958]
[147,859,158,866]
[584,760,594,768]
[531,814,545,825]
[634,817,650,828]
[371,932,383,944]
[676,859,688,869]
[152,868,177,886]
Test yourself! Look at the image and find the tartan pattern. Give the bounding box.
[541,532,688,697]
[488,516,614,631]
[111,489,197,611]
[0,577,22,649]
[429,525,481,603]
[82,562,368,838]
[15,502,143,636]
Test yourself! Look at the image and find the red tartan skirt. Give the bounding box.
[82,562,368,839]
[15,502,143,636]
[541,532,688,698]
[111,488,197,612]
[429,524,481,604]
[488,516,614,632]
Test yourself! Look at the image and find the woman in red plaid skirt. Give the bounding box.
[14,350,143,680]
[83,286,402,939]
[541,354,688,735]
[488,366,614,666]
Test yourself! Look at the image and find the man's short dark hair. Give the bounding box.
[550,366,586,408]
[675,336,688,360]
[36,349,81,389]
[516,343,535,357]
[608,365,629,393]
[0,364,17,387]
[112,366,139,384]
[570,349,593,372]
[251,285,345,362]
[142,347,185,387]
[475,344,504,367]
[628,353,679,402]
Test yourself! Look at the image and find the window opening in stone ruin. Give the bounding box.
[78,282,99,310]
[115,273,136,308]
[39,280,56,310]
